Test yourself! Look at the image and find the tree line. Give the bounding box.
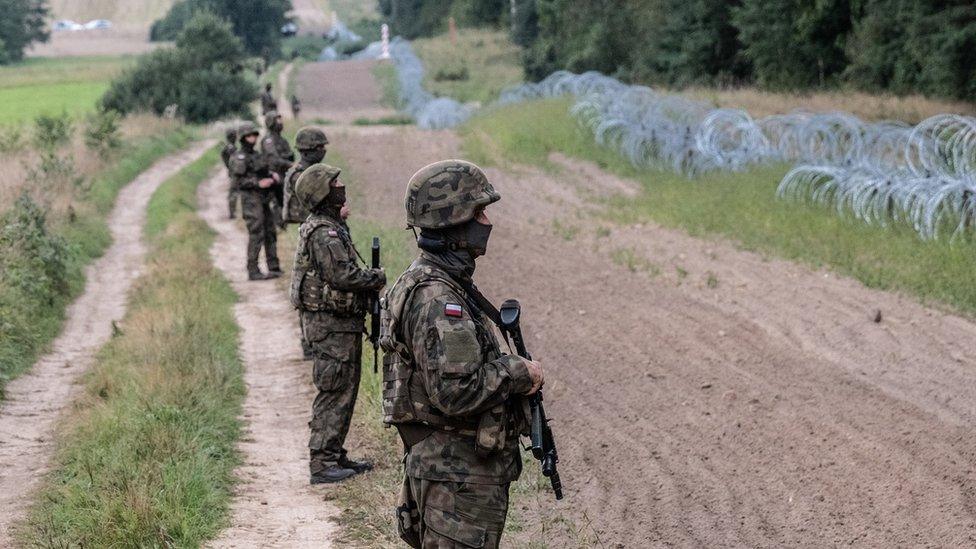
[381,0,976,102]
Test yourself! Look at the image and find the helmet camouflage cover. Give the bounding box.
[264,109,281,128]
[295,127,329,150]
[225,127,237,141]
[405,159,500,229]
[237,121,260,141]
[295,163,341,209]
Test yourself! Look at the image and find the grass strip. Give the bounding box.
[21,148,246,547]
[462,97,976,316]
[0,127,195,397]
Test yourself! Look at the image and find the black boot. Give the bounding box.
[248,271,271,281]
[310,465,357,484]
[338,456,373,474]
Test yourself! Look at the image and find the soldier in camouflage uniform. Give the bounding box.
[260,82,277,115]
[262,110,294,229]
[284,127,330,360]
[380,160,544,548]
[221,127,239,219]
[292,164,387,483]
[230,122,282,281]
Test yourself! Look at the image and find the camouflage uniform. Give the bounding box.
[285,127,330,359]
[292,164,386,479]
[262,111,294,228]
[381,160,533,548]
[221,129,239,218]
[260,86,277,114]
[230,123,280,277]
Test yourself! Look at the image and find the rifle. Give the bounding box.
[498,299,563,500]
[370,237,381,373]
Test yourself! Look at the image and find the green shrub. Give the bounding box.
[32,112,73,151]
[84,110,122,157]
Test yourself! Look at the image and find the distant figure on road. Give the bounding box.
[230,122,281,281]
[291,94,302,119]
[291,164,386,484]
[220,127,239,219]
[260,83,277,115]
[380,160,544,548]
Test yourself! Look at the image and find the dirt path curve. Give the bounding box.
[300,59,976,547]
[199,171,338,548]
[0,140,215,542]
[278,63,295,120]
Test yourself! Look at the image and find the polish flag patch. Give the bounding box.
[444,303,463,318]
[328,230,338,236]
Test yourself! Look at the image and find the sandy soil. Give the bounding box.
[300,59,976,547]
[0,140,214,543]
[295,60,399,124]
[198,171,339,548]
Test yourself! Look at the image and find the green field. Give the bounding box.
[413,28,523,105]
[462,98,976,316]
[0,56,134,124]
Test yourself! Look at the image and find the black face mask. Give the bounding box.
[465,219,492,257]
[303,148,326,164]
[271,121,284,133]
[326,186,346,207]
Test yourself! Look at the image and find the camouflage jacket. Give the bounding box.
[291,212,385,332]
[220,143,236,169]
[381,256,533,484]
[282,159,314,224]
[260,91,277,114]
[229,145,273,194]
[261,132,295,176]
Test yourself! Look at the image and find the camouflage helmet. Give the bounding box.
[237,122,260,143]
[264,110,281,128]
[295,127,329,150]
[224,127,237,141]
[405,160,499,229]
[295,163,342,209]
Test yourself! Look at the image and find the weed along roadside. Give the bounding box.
[19,147,247,547]
[0,125,195,397]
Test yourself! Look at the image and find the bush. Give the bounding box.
[150,0,290,59]
[102,13,256,123]
[84,110,122,157]
[33,112,73,151]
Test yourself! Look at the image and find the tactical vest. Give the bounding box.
[380,260,513,452]
[290,216,365,316]
[282,163,311,223]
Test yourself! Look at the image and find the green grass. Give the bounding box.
[0,127,195,397]
[352,114,414,126]
[372,60,402,110]
[462,97,976,316]
[0,56,135,124]
[22,147,246,547]
[413,28,523,105]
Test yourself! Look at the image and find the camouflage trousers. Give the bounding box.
[240,191,279,274]
[227,178,240,217]
[305,326,363,474]
[397,476,509,548]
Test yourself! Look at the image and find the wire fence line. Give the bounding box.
[338,35,976,240]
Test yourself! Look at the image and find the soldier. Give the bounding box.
[230,122,282,281]
[284,127,330,360]
[260,82,277,115]
[292,164,386,484]
[262,110,294,229]
[380,160,544,548]
[291,94,302,119]
[221,127,239,219]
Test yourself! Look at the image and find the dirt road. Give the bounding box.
[296,60,976,547]
[0,141,214,542]
[198,172,339,547]
[296,60,398,124]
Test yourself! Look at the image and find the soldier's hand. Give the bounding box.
[258,177,274,188]
[524,359,544,395]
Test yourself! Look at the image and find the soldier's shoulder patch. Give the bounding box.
[444,303,463,318]
[264,137,273,144]
[236,153,245,159]
[327,230,338,237]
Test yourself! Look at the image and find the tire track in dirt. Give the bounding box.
[301,60,976,547]
[0,140,215,542]
[198,170,339,548]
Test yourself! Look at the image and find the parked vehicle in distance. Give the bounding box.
[281,22,298,36]
[52,19,84,31]
[84,19,113,30]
